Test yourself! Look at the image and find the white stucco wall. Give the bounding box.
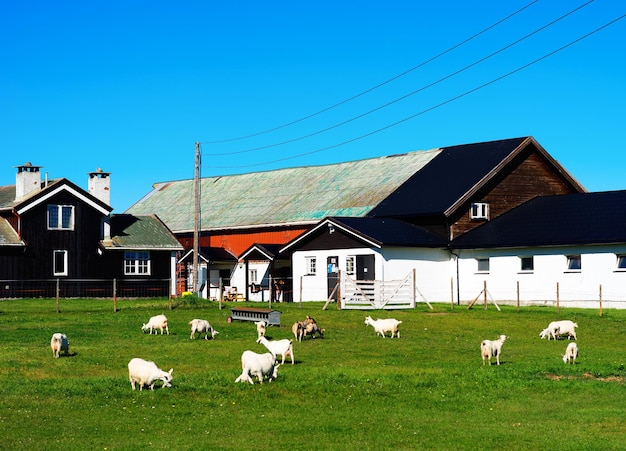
[292,246,452,303]
[456,244,626,309]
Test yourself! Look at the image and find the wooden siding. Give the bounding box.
[450,149,581,239]
[177,227,308,257]
[298,228,367,251]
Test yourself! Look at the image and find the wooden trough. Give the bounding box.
[230,307,281,326]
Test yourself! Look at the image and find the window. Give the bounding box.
[346,256,355,276]
[476,258,490,272]
[616,255,626,270]
[53,250,68,276]
[470,202,489,220]
[305,256,317,275]
[124,251,150,275]
[47,205,74,230]
[566,255,581,271]
[249,269,258,284]
[520,256,534,272]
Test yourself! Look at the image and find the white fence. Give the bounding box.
[341,270,431,310]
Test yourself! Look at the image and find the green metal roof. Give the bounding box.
[103,214,184,250]
[0,217,23,246]
[127,150,441,232]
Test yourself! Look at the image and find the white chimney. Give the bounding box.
[15,162,42,199]
[88,168,111,205]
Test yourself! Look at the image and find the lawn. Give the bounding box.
[0,298,625,450]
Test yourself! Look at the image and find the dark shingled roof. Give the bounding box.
[450,190,626,249]
[368,137,529,218]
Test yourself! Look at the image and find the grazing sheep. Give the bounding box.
[142,314,169,335]
[302,321,325,339]
[364,316,402,338]
[481,335,508,365]
[291,321,305,342]
[540,320,578,340]
[189,319,219,340]
[256,336,294,365]
[50,333,69,358]
[128,358,173,391]
[255,321,267,339]
[235,350,280,384]
[563,342,578,364]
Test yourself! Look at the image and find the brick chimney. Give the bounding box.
[88,168,111,205]
[15,162,42,200]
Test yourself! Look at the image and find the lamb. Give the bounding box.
[256,336,294,365]
[189,319,219,340]
[481,335,507,365]
[563,342,578,364]
[302,321,325,339]
[142,314,169,335]
[255,321,267,339]
[234,350,280,384]
[539,320,578,340]
[50,333,69,358]
[128,358,173,391]
[364,316,402,338]
[291,321,305,342]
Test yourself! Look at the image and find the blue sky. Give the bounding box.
[1,1,624,212]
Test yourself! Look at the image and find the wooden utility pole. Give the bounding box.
[192,142,201,295]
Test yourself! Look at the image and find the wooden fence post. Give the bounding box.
[56,278,60,313]
[169,279,173,310]
[299,276,303,309]
[599,284,603,317]
[219,277,223,310]
[556,282,560,314]
[113,278,117,312]
[450,277,454,310]
[516,281,520,311]
[483,280,487,310]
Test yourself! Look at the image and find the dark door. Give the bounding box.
[356,254,375,280]
[327,256,338,299]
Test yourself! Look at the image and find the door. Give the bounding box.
[327,256,338,300]
[356,254,375,281]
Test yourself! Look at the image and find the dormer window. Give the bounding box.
[470,202,489,220]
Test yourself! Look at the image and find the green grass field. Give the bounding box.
[0,298,625,450]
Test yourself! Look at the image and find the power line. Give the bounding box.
[203,13,625,170]
[202,0,540,145]
[203,0,594,157]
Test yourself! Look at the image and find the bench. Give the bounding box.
[230,307,281,326]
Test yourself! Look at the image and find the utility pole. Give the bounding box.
[192,142,201,295]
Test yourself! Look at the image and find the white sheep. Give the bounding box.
[142,314,169,335]
[563,342,578,364]
[540,320,578,340]
[234,350,280,384]
[256,336,294,365]
[50,333,69,358]
[255,321,267,339]
[189,319,219,340]
[128,358,173,391]
[364,316,402,338]
[481,335,508,365]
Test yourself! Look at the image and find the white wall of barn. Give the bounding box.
[456,244,626,309]
[291,246,452,303]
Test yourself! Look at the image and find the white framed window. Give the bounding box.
[476,257,490,273]
[305,256,317,276]
[470,202,489,220]
[124,251,151,275]
[249,269,258,284]
[48,205,74,230]
[520,256,534,272]
[346,256,355,276]
[53,250,68,276]
[566,255,581,271]
[616,255,626,271]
